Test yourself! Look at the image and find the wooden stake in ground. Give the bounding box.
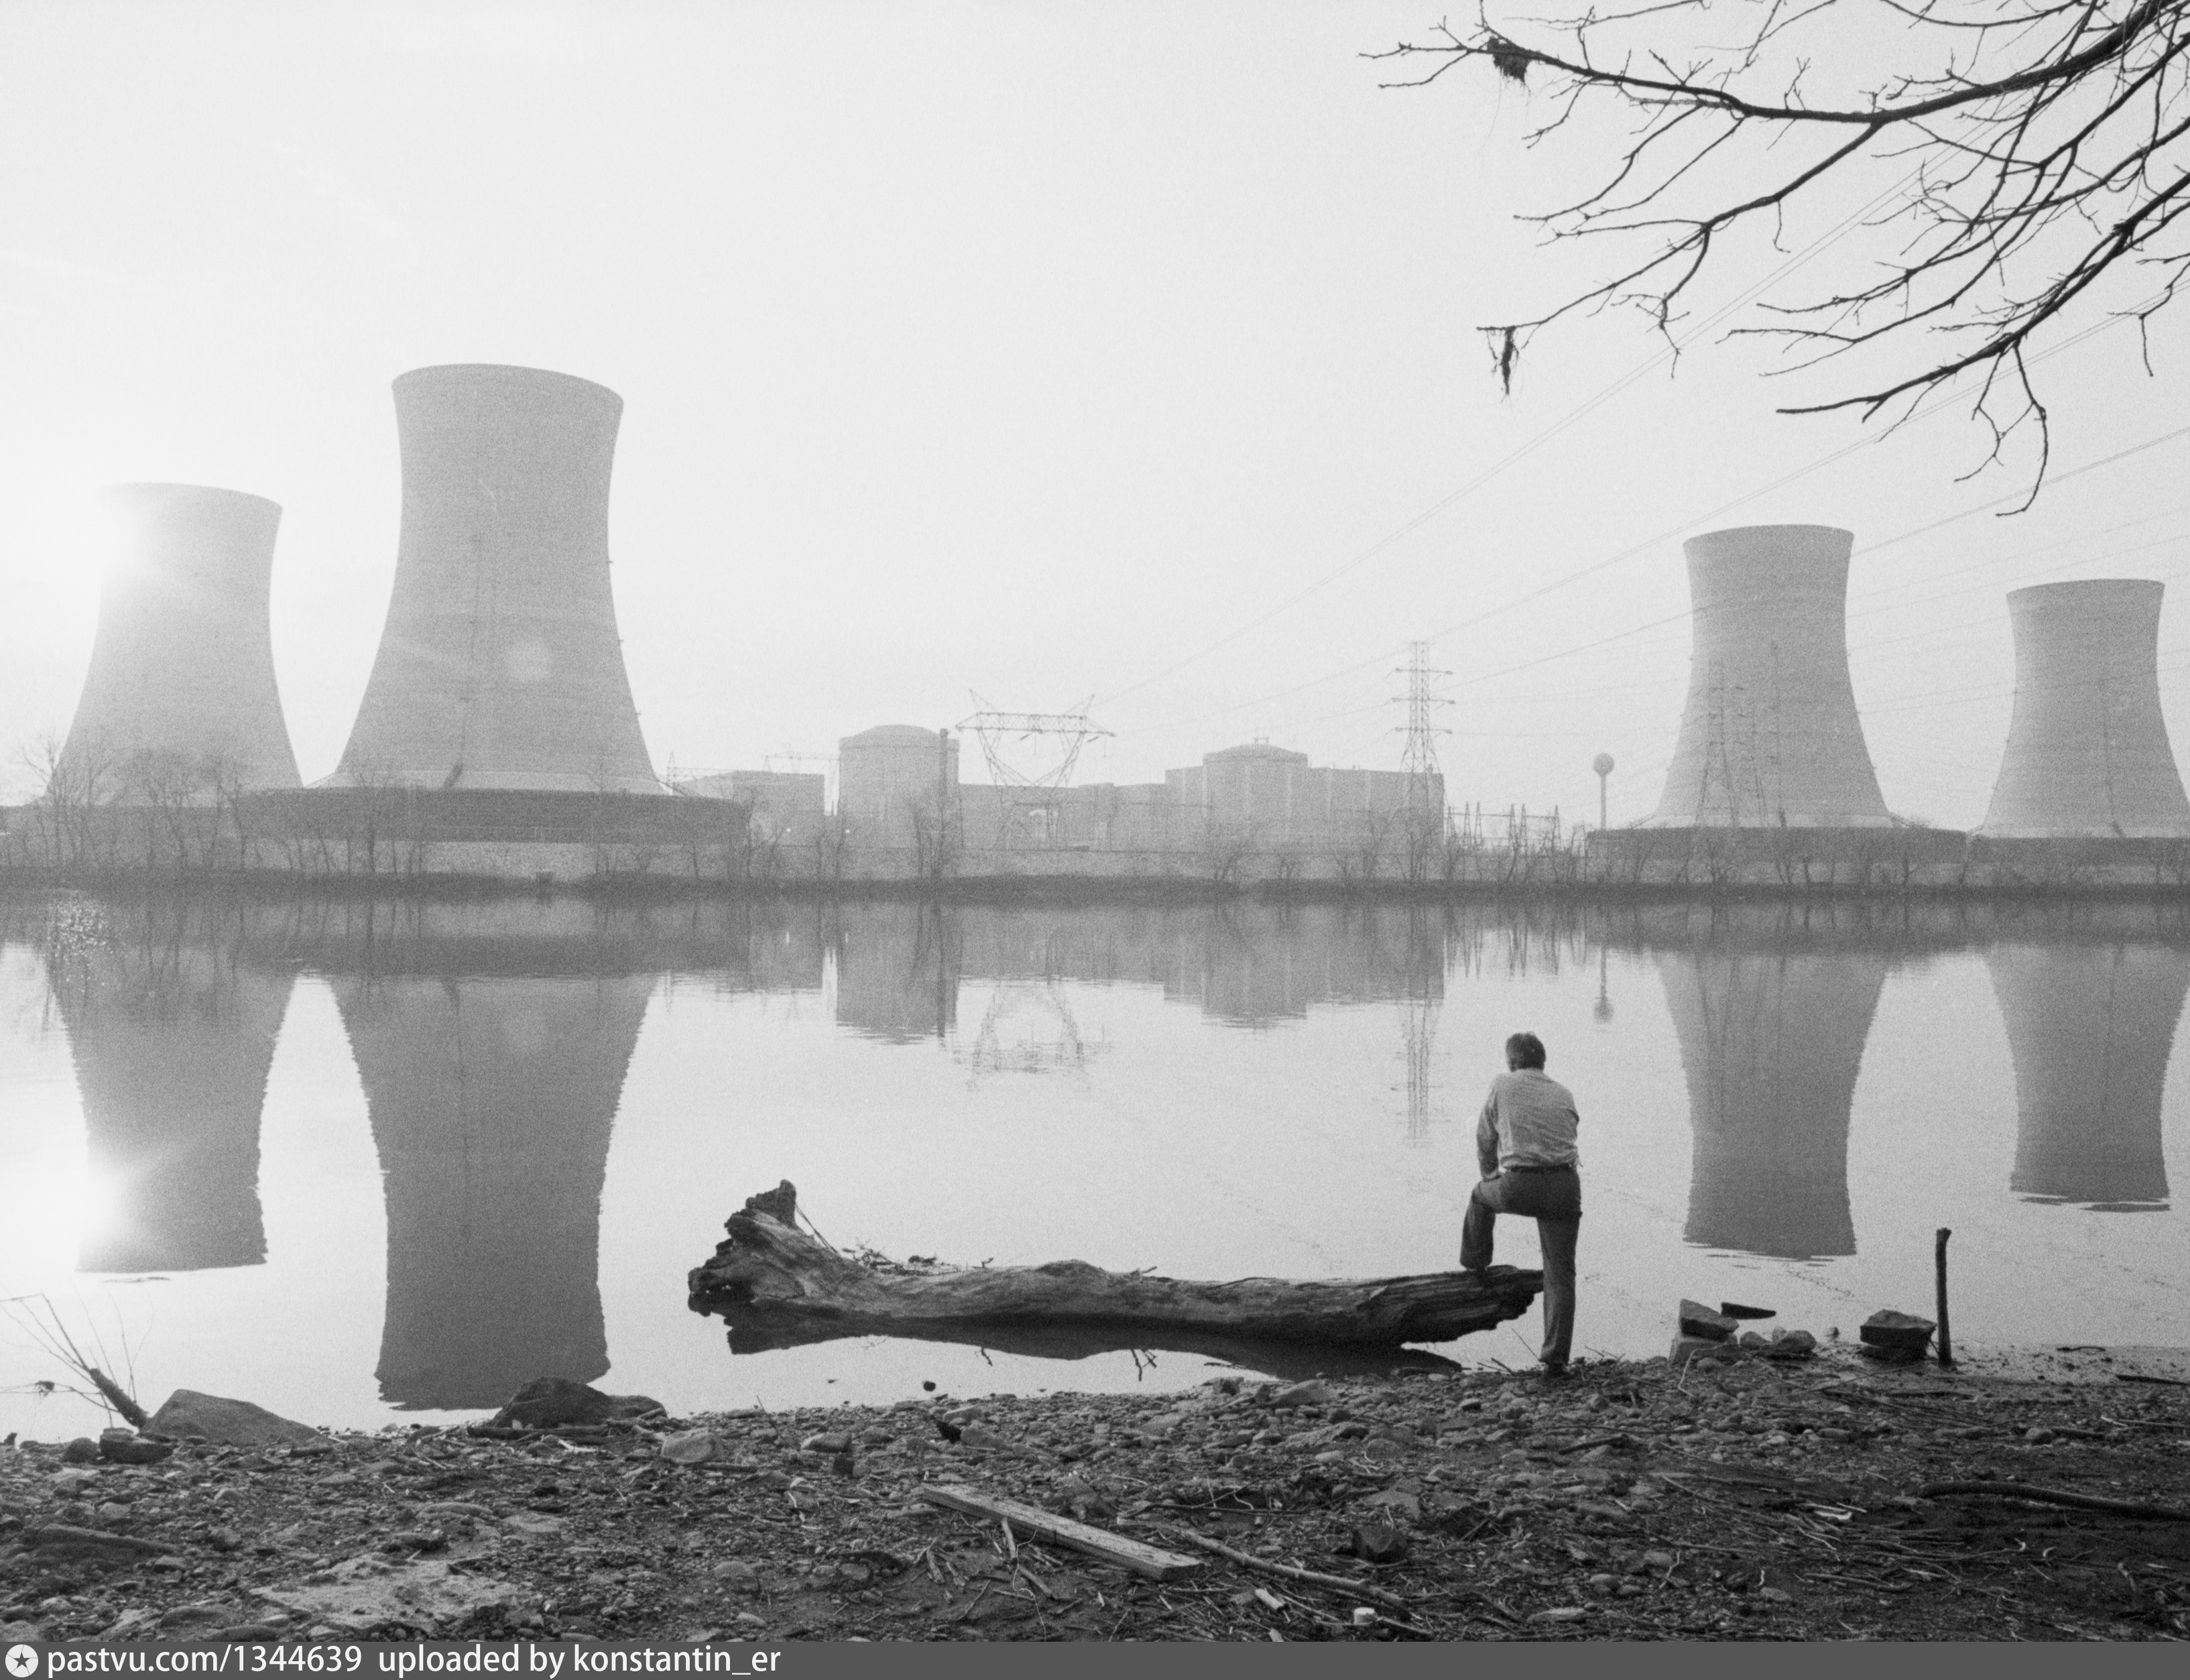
[1935,1227,1954,1368]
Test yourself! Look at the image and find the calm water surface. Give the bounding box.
[1,892,2185,1437]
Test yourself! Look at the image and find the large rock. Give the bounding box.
[147,1390,324,1447]
[1859,1310,1935,1357]
[1677,1300,1738,1342]
[488,1376,664,1430]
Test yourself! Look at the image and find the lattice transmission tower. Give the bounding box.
[1394,642,1452,813]
[961,695,1111,846]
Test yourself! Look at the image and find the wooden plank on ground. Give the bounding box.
[916,1484,1203,1580]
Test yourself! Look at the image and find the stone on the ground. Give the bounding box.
[1765,1329,1818,1360]
[147,1390,324,1447]
[1,1620,44,1644]
[1668,1334,1740,1370]
[1719,1301,1776,1320]
[61,1437,100,1463]
[1350,1522,1409,1565]
[709,1561,759,1587]
[256,1556,524,1635]
[660,1430,716,1465]
[101,1427,174,1465]
[1678,1300,1738,1341]
[489,1377,665,1430]
[1270,1380,1337,1409]
[1859,1311,1936,1356]
[799,1432,851,1454]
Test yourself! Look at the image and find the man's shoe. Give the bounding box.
[1535,1362,1571,1380]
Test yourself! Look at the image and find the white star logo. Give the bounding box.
[5,1644,40,1679]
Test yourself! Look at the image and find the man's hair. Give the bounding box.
[1506,1031,1547,1069]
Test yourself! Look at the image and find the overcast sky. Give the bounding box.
[2,0,2185,827]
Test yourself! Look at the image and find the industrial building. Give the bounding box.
[1978,580,2190,839]
[1167,743,1439,849]
[681,769,828,849]
[1650,525,1893,827]
[58,483,302,796]
[331,365,662,795]
[838,725,958,851]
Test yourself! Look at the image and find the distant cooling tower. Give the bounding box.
[1979,580,2190,837]
[58,484,301,792]
[332,365,662,793]
[1650,526,1892,827]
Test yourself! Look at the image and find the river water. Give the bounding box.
[1,891,2185,1439]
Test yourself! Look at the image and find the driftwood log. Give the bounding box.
[686,1182,1542,1356]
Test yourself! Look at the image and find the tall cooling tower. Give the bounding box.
[1988,943,2182,1210]
[333,365,662,793]
[58,484,300,792]
[1650,526,1892,827]
[1979,580,2190,837]
[1658,944,1887,1259]
[337,973,652,1409]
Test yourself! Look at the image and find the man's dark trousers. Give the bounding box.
[1461,1164,1580,1368]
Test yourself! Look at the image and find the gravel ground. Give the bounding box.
[3,1347,2187,1643]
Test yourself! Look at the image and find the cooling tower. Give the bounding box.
[1650,526,1892,827]
[1658,943,1887,1258]
[1979,580,2190,837]
[57,484,300,794]
[1988,943,2182,1210]
[46,931,293,1273]
[338,973,652,1409]
[332,365,662,794]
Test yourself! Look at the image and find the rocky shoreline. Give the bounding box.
[3,1348,2187,1643]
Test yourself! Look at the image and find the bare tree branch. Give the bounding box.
[1382,0,2190,498]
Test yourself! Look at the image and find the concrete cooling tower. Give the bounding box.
[1651,526,1892,827]
[47,935,294,1273]
[1988,943,2183,1210]
[332,365,662,794]
[337,973,652,1409]
[1658,944,1888,1258]
[1979,581,2190,838]
[58,484,301,793]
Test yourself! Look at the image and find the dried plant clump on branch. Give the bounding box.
[1380,1,2190,498]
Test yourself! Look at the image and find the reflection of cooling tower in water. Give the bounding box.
[1988,945,2183,1210]
[1660,947,1887,1258]
[50,947,292,1272]
[339,976,652,1408]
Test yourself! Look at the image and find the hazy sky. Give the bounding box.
[2,0,2185,827]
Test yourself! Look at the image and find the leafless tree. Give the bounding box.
[1382,1,2190,496]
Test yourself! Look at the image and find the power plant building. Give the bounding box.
[331,365,662,794]
[1978,580,2190,838]
[1166,743,1437,848]
[839,725,958,849]
[682,770,828,849]
[58,483,301,795]
[1650,525,1893,827]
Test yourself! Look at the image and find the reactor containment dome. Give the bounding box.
[1979,579,2190,838]
[58,483,302,794]
[330,364,662,794]
[1650,524,1892,828]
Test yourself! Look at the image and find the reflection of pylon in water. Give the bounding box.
[1402,993,1439,1144]
[964,980,1105,1082]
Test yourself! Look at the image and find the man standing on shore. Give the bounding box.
[1461,1030,1581,1374]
